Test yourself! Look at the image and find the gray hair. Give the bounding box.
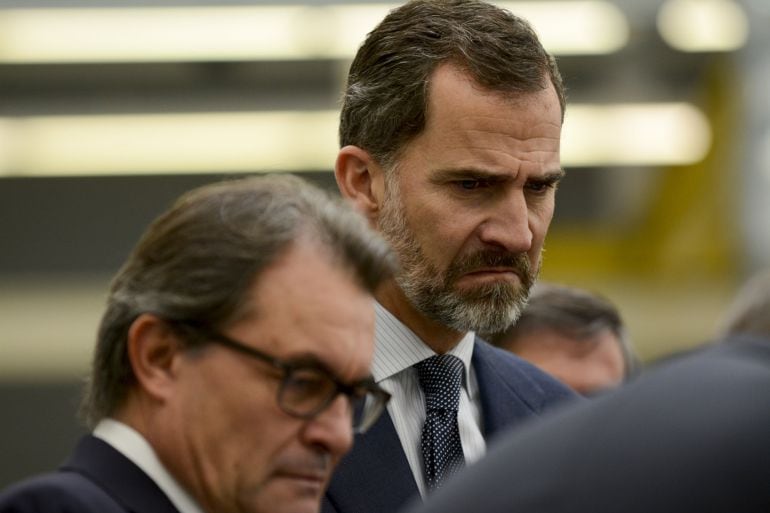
[81,174,395,427]
[717,269,770,339]
[340,0,566,169]
[486,283,639,378]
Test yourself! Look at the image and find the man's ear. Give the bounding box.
[335,145,385,224]
[126,313,183,402]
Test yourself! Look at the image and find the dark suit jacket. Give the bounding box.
[322,337,576,513]
[403,335,770,513]
[0,435,180,513]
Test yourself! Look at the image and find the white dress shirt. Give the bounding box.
[372,302,487,497]
[93,419,206,513]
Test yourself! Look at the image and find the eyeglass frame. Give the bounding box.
[167,320,390,434]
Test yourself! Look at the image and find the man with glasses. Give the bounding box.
[0,174,395,513]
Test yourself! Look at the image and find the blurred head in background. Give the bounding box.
[486,283,638,395]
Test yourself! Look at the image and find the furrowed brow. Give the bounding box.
[429,167,509,183]
[533,169,566,185]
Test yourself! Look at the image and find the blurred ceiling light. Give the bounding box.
[320,4,395,59]
[561,103,712,166]
[501,2,629,55]
[0,103,710,177]
[0,112,340,176]
[657,0,749,52]
[0,2,627,64]
[0,6,313,63]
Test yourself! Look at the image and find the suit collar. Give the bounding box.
[372,302,476,387]
[473,338,546,440]
[62,435,180,513]
[324,412,418,513]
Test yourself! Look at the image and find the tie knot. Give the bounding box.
[415,354,464,412]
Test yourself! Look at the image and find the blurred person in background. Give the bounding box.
[402,271,770,513]
[0,174,395,513]
[485,283,639,395]
[325,1,578,512]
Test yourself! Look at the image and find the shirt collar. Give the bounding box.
[372,301,476,386]
[93,419,206,513]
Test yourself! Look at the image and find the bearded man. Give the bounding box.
[323,2,577,513]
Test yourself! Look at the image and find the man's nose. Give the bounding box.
[302,394,354,458]
[476,190,533,253]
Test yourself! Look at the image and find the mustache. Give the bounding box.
[446,251,533,286]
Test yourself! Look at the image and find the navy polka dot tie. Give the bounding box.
[415,354,466,492]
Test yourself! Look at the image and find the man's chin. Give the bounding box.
[244,477,326,513]
[251,497,322,513]
[423,297,523,334]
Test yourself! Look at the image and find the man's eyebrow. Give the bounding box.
[430,167,566,182]
[283,352,329,369]
[429,168,512,182]
[533,169,566,183]
[284,352,371,383]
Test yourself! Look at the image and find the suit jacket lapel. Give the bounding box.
[62,435,181,513]
[324,411,418,513]
[473,339,545,440]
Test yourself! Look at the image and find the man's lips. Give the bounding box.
[465,267,519,274]
[464,267,521,277]
[457,268,522,284]
[273,451,332,490]
[275,469,328,484]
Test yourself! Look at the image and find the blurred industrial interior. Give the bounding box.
[1,0,769,487]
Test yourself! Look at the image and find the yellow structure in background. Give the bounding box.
[542,55,743,360]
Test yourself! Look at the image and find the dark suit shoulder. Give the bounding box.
[471,338,578,442]
[474,337,576,409]
[0,470,124,513]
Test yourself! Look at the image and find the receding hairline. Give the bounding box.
[380,61,564,170]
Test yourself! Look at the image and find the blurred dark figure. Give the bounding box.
[402,273,770,513]
[485,283,638,394]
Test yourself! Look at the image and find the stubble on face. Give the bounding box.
[378,173,538,334]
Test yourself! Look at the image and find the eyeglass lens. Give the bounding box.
[279,367,384,433]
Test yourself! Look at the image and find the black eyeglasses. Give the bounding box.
[171,321,390,434]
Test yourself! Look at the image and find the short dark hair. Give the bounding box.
[486,283,638,377]
[81,174,395,427]
[340,0,566,168]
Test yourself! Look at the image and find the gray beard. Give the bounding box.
[399,272,531,333]
[378,179,536,334]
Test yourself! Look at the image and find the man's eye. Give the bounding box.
[285,371,330,402]
[526,181,555,193]
[457,179,485,190]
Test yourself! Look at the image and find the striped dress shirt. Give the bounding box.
[372,302,487,497]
